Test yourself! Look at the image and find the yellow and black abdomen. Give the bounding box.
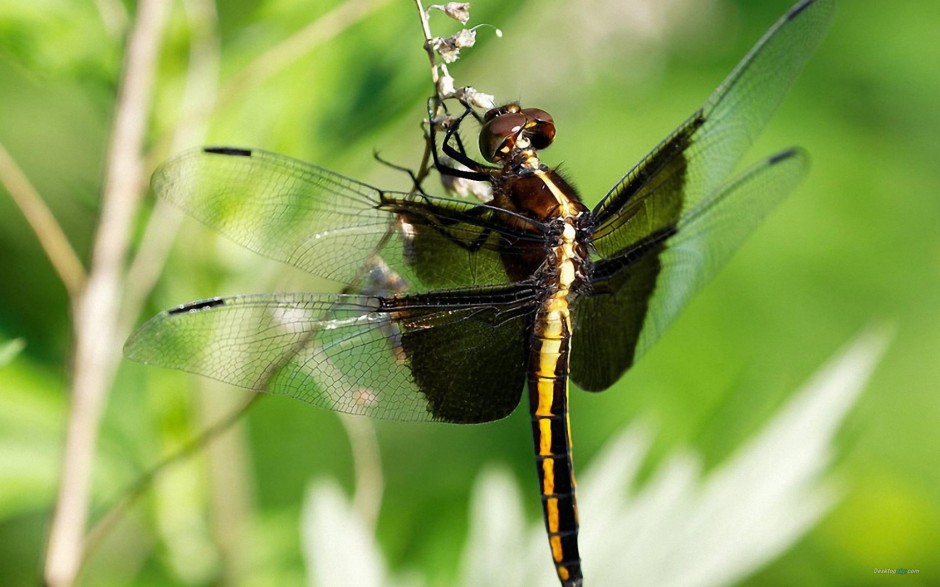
[528,312,582,587]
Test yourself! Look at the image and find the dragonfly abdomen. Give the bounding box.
[528,314,582,586]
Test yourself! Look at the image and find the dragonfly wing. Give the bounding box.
[589,0,833,258]
[153,147,548,290]
[571,149,808,390]
[569,0,832,391]
[125,286,537,423]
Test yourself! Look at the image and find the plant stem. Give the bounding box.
[44,1,168,584]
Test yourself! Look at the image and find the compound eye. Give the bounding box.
[483,103,521,123]
[479,111,526,162]
[522,108,556,150]
[522,108,553,125]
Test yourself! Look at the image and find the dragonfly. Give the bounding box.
[125,1,833,585]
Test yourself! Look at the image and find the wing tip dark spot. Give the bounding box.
[204,146,253,157]
[168,297,226,315]
[788,0,816,20]
[768,148,799,165]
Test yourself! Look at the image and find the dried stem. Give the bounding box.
[44,0,169,585]
[84,0,226,565]
[121,0,220,336]
[0,143,86,298]
[411,1,496,193]
[414,0,446,87]
[92,0,129,38]
[413,0,447,186]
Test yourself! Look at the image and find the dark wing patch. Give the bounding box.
[382,287,537,422]
[568,230,671,391]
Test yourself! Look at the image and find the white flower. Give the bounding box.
[429,3,471,25]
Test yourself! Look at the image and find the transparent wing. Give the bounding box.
[571,149,808,391]
[153,147,549,290]
[125,286,538,423]
[589,0,833,258]
[569,0,832,391]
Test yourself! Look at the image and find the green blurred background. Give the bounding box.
[1,0,938,584]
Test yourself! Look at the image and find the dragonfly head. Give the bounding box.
[479,103,556,164]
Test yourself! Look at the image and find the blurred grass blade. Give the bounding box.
[301,481,390,587]
[0,338,26,366]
